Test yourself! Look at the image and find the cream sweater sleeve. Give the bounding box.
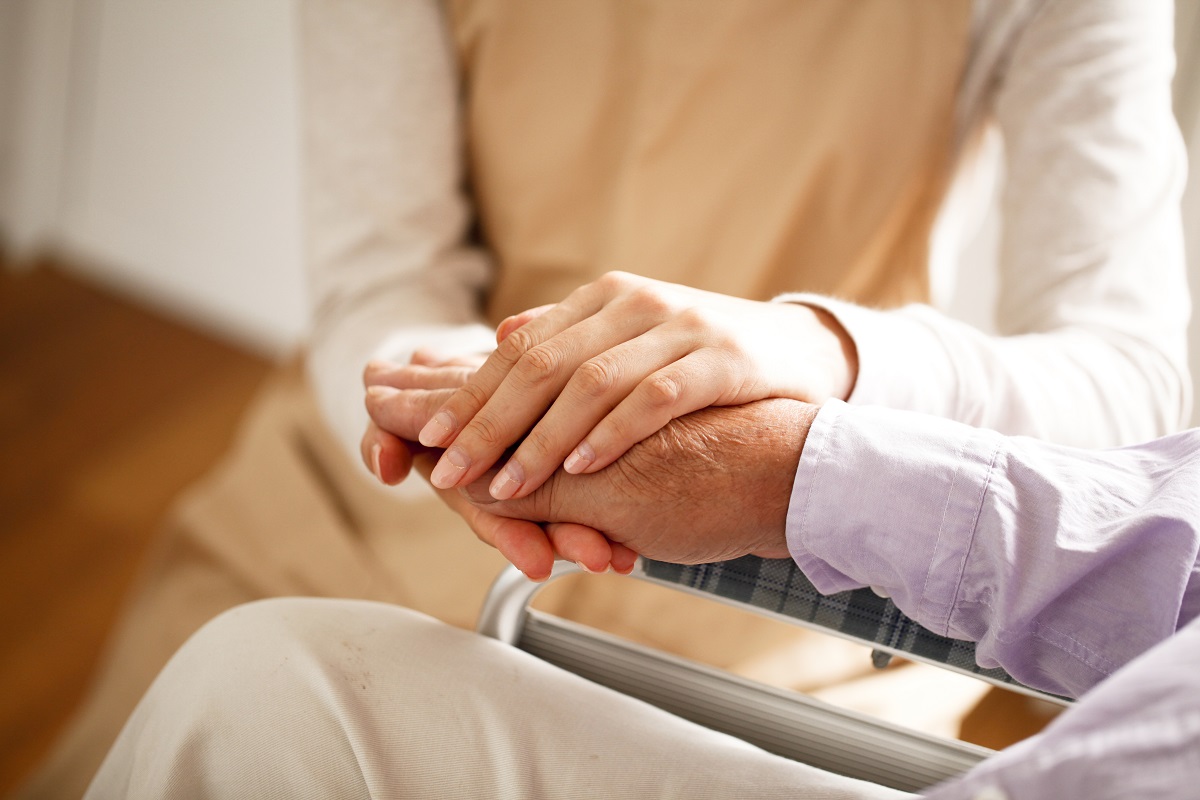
[785,0,1191,447]
[300,0,495,458]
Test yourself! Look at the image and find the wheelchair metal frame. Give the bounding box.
[478,561,999,793]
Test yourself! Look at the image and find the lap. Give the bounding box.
[88,598,912,800]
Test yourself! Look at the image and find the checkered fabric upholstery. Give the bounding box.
[642,555,1036,691]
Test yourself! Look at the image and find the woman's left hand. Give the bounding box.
[364,374,638,580]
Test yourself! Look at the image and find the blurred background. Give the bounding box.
[2,1,1200,794]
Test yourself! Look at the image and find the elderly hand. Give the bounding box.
[456,398,818,576]
[363,367,638,579]
[413,272,854,507]
[359,353,486,486]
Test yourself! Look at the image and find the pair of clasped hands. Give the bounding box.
[360,272,857,581]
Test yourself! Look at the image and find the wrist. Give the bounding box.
[802,304,858,401]
[742,399,819,558]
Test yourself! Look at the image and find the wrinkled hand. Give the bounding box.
[359,352,486,486]
[415,272,855,508]
[363,358,637,579]
[458,398,819,576]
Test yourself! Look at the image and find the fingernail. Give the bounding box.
[520,568,549,583]
[418,411,456,447]
[370,443,384,483]
[365,385,397,401]
[430,445,470,488]
[574,561,606,575]
[563,441,595,474]
[489,460,524,500]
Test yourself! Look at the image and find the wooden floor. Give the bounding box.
[0,263,271,795]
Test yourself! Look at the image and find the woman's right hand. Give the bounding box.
[415,271,856,502]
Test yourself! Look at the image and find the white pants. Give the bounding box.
[85,598,914,799]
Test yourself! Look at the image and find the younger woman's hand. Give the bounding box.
[415,271,856,500]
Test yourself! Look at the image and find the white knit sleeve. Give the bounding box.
[782,0,1191,446]
[299,0,495,458]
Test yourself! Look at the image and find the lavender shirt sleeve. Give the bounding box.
[786,399,1200,699]
[925,616,1200,799]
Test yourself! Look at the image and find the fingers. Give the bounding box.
[365,385,455,442]
[454,493,559,581]
[609,542,639,575]
[408,350,490,370]
[496,304,555,343]
[416,453,632,581]
[545,523,614,574]
[411,450,558,580]
[486,329,693,499]
[544,525,639,575]
[419,305,636,491]
[565,348,740,476]
[415,276,635,457]
[484,514,558,581]
[359,421,414,485]
[417,294,602,450]
[449,464,638,577]
[364,360,474,391]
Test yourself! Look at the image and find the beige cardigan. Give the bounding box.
[301,0,1190,463]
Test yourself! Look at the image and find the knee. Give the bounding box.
[90,598,441,798]
[170,597,436,692]
[171,597,341,679]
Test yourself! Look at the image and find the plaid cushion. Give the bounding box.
[642,555,1047,694]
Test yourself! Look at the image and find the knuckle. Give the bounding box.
[675,306,708,328]
[513,344,561,388]
[603,411,641,450]
[572,357,619,397]
[629,286,672,317]
[454,380,493,413]
[596,270,632,292]
[519,427,557,462]
[675,306,724,337]
[465,411,508,450]
[640,373,682,410]
[495,325,538,364]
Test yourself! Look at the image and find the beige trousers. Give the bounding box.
[18,369,865,799]
[85,597,914,800]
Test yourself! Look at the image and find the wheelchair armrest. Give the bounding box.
[477,560,1005,792]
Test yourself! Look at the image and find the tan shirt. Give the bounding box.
[448,0,968,320]
[300,0,1190,460]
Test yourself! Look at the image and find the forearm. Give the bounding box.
[783,0,1192,448]
[786,297,1188,446]
[788,400,1200,698]
[300,0,494,457]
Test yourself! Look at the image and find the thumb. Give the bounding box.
[365,386,455,442]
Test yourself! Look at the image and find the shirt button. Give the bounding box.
[973,787,1008,800]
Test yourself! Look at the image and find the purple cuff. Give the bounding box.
[786,399,1003,637]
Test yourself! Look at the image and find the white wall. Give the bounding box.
[1,0,306,359]
[59,0,307,358]
[0,2,21,236]
[2,1,1200,390]
[0,0,78,265]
